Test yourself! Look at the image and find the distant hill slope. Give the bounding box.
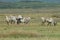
[0,1,60,9]
[0,0,60,3]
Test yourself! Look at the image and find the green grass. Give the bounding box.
[0,8,60,40]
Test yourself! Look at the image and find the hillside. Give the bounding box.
[0,1,60,9]
[0,0,60,3]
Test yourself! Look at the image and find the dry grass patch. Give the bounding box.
[0,30,42,38]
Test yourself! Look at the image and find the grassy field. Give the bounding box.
[0,8,60,40]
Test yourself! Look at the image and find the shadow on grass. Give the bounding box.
[0,31,45,38]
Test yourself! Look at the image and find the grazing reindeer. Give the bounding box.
[41,17,57,26]
[9,15,17,24]
[5,16,10,25]
[46,18,57,26]
[16,15,23,24]
[21,17,31,24]
[5,15,17,25]
[41,17,46,25]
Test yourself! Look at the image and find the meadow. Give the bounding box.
[0,8,60,40]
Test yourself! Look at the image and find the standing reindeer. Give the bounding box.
[41,17,57,26]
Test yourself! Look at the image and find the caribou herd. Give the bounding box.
[5,15,57,26]
[5,15,31,25]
